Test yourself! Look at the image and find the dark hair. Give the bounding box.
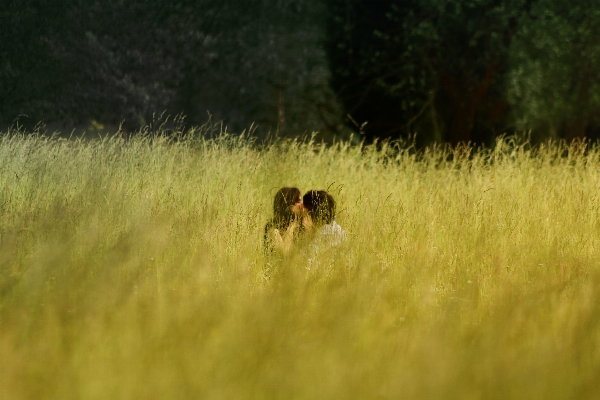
[264,187,302,251]
[303,190,336,226]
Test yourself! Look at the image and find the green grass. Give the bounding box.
[1,128,600,399]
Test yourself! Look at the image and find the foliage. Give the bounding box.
[1,128,600,398]
[0,0,344,137]
[172,0,346,137]
[0,0,184,127]
[4,0,600,144]
[327,0,529,145]
[507,0,600,140]
[0,0,71,123]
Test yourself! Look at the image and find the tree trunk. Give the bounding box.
[440,62,498,145]
[563,71,592,141]
[446,97,477,145]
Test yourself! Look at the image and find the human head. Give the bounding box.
[272,187,303,228]
[302,190,336,226]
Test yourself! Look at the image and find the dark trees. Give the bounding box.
[170,0,345,137]
[1,0,345,137]
[1,0,180,128]
[506,0,600,141]
[3,0,600,144]
[327,0,528,145]
[1,0,72,125]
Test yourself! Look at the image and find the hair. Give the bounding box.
[264,187,303,251]
[303,190,336,226]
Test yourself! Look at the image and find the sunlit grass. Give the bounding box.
[1,127,599,399]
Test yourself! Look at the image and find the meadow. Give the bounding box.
[0,126,599,399]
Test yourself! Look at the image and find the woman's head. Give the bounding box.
[303,190,336,226]
[272,187,303,228]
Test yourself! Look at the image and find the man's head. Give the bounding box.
[302,190,336,226]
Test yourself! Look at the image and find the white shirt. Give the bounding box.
[308,221,347,264]
[317,221,347,247]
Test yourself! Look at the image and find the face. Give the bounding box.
[290,197,305,216]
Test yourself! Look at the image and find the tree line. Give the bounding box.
[2,0,600,145]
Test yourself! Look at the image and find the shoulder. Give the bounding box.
[264,222,279,238]
[321,221,345,235]
[319,221,347,245]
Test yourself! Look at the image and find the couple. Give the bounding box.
[264,187,346,255]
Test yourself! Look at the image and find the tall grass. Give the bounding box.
[1,128,599,399]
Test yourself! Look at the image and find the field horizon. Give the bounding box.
[1,126,599,399]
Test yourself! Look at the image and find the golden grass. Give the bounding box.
[1,128,599,399]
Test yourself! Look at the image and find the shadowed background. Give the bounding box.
[3,0,600,145]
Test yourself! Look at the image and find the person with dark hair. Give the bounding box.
[302,190,346,249]
[264,187,306,254]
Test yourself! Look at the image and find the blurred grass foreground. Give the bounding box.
[1,126,600,399]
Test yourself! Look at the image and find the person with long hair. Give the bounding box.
[264,187,306,254]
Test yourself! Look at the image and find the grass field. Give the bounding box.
[1,126,599,399]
